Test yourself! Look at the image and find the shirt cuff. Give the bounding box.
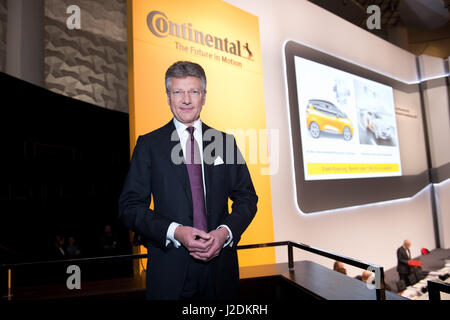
[217,225,233,247]
[166,222,182,248]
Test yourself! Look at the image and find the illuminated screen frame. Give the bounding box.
[284,40,429,213]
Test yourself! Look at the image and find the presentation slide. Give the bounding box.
[294,56,402,180]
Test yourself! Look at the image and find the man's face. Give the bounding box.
[168,76,205,126]
[405,241,411,249]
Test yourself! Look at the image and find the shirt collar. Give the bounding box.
[173,117,202,136]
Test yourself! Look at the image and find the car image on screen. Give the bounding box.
[365,111,392,139]
[359,109,397,146]
[306,99,353,141]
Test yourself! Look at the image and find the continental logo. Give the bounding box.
[147,10,254,61]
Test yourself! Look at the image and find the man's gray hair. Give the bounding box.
[165,61,207,93]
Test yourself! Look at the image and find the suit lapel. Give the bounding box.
[160,121,193,210]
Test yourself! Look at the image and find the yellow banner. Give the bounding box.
[307,163,401,175]
[128,0,274,267]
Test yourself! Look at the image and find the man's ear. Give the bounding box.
[201,91,206,106]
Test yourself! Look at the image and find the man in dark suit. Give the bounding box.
[118,61,258,300]
[397,239,412,286]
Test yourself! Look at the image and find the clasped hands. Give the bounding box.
[174,225,229,262]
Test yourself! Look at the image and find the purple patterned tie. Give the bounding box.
[185,126,208,232]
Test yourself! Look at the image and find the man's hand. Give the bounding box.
[174,225,213,253]
[190,228,229,262]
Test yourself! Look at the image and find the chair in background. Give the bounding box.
[396,279,406,292]
[414,267,425,281]
[408,272,418,286]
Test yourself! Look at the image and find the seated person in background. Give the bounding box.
[361,271,373,283]
[66,235,81,258]
[397,239,412,286]
[333,261,347,275]
[99,224,118,255]
[360,270,392,291]
[51,234,66,259]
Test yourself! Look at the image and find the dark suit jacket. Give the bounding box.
[396,246,411,275]
[118,120,258,299]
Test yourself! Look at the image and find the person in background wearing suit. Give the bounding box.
[118,61,258,300]
[51,234,66,259]
[333,261,347,275]
[397,239,412,286]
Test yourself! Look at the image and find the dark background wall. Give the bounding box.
[0,72,131,266]
[0,0,6,72]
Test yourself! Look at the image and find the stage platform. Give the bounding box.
[5,260,406,300]
[239,260,406,300]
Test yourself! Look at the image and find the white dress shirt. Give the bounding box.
[165,117,233,248]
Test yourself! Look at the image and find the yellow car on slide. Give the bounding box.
[306,99,353,141]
